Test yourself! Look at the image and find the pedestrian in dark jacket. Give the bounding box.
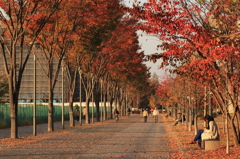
[75,109,80,121]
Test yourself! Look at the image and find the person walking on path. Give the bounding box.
[152,107,159,123]
[75,109,80,121]
[127,108,131,116]
[142,108,149,122]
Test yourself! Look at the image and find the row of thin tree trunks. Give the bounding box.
[74,79,130,125]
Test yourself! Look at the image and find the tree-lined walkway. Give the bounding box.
[0,114,175,159]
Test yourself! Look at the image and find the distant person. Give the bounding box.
[75,109,80,121]
[152,107,159,123]
[142,108,149,122]
[114,108,120,121]
[114,108,120,116]
[127,108,131,116]
[189,115,219,150]
[173,113,182,126]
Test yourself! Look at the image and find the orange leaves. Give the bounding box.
[27,14,46,31]
[90,16,148,85]
[0,136,49,149]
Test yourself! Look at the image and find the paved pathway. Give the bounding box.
[0,114,174,159]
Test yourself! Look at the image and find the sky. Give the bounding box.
[137,31,166,78]
[123,0,167,79]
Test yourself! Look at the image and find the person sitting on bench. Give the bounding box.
[189,114,219,150]
[173,113,182,126]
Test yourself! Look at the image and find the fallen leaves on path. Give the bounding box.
[0,130,73,150]
[38,130,73,135]
[0,136,49,149]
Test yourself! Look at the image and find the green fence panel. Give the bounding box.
[0,104,111,129]
[37,104,48,124]
[0,104,10,128]
[0,104,70,129]
[53,106,69,121]
[18,104,33,126]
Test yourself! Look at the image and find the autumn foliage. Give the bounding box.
[124,0,240,148]
[0,0,153,138]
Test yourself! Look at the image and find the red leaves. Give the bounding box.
[123,0,240,92]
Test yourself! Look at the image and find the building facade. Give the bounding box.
[0,45,84,104]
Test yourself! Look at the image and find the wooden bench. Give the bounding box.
[202,139,220,150]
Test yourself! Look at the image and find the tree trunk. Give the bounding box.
[181,107,184,125]
[223,115,226,134]
[10,87,18,138]
[121,99,123,116]
[95,90,100,122]
[226,115,229,154]
[182,107,185,126]
[185,107,189,130]
[68,73,75,127]
[119,100,123,117]
[85,97,90,124]
[103,93,107,120]
[189,108,192,131]
[209,92,212,116]
[194,114,198,135]
[67,67,77,127]
[229,115,240,147]
[204,86,207,127]
[48,85,54,131]
[110,99,113,119]
[68,98,75,127]
[91,90,94,123]
[114,99,117,110]
[174,106,177,120]
[236,110,240,144]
